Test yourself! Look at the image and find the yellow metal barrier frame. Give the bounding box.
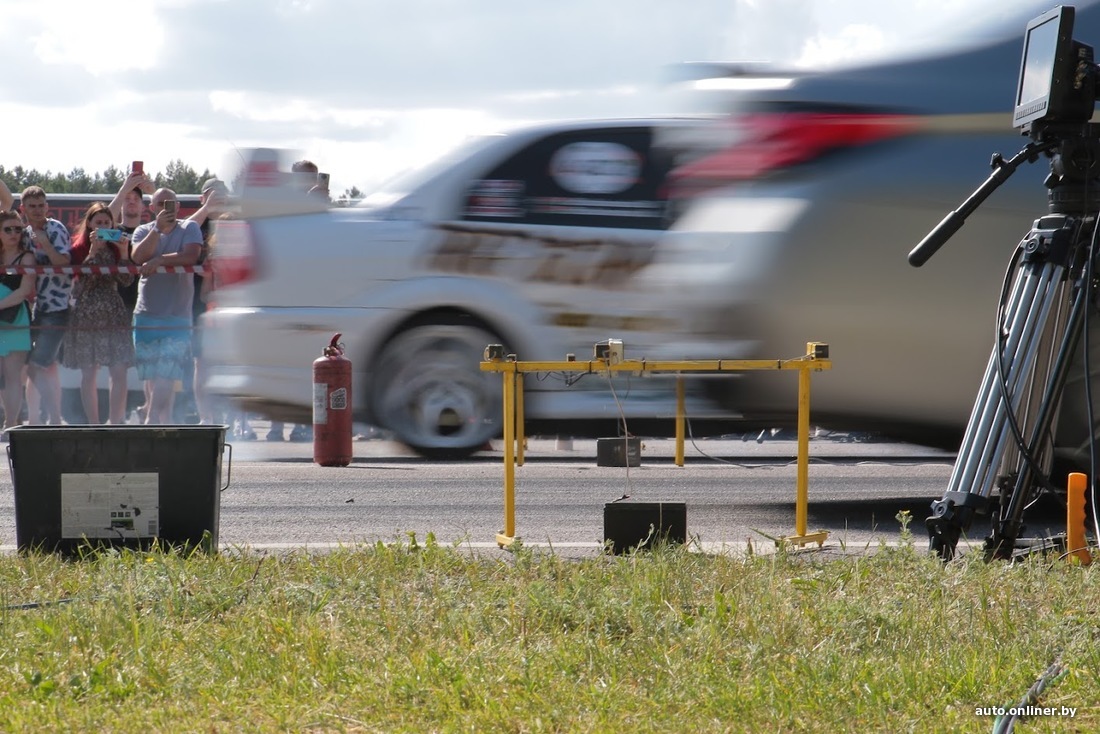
[480,342,833,550]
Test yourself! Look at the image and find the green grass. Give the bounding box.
[0,534,1096,733]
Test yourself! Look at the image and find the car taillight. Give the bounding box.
[669,111,918,195]
[210,219,258,287]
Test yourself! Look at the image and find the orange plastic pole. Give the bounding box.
[1067,472,1091,565]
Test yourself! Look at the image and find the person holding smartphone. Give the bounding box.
[62,203,134,424]
[129,188,203,425]
[0,209,35,433]
[107,165,153,228]
[20,185,72,426]
[108,165,153,308]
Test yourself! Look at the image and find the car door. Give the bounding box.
[461,125,672,231]
[425,125,684,364]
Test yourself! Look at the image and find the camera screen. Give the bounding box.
[1018,17,1059,106]
[1011,5,1088,130]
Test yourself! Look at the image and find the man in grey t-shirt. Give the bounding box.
[130,188,203,424]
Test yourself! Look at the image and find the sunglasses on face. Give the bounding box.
[1,226,22,234]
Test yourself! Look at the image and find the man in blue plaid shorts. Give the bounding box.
[130,188,203,424]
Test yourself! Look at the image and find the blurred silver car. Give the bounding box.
[642,1,1100,467]
[203,119,740,458]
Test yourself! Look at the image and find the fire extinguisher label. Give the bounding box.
[329,387,348,411]
[313,382,327,425]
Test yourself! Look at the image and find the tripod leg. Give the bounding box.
[999,282,1071,485]
[929,260,1069,558]
[951,264,1059,494]
[989,277,1088,558]
[1053,302,1100,478]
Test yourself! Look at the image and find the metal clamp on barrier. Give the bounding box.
[480,341,833,550]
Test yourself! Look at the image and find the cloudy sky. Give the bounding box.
[1,0,1057,195]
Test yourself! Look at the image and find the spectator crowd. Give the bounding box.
[0,165,331,441]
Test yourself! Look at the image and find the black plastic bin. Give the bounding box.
[596,436,641,467]
[6,425,230,554]
[604,501,687,554]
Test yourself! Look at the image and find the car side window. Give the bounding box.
[462,128,673,230]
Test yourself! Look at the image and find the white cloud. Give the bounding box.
[27,2,164,75]
[797,24,888,68]
[0,0,1068,196]
[276,0,319,16]
[204,89,514,190]
[209,92,363,125]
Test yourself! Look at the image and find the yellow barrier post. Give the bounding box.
[497,363,517,547]
[797,365,810,535]
[675,376,686,467]
[779,359,829,548]
[516,373,525,467]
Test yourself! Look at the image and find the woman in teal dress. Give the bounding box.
[0,209,35,432]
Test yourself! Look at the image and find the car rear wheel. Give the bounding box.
[369,319,503,459]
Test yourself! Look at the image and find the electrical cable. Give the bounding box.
[1078,146,1100,545]
[990,658,1068,734]
[680,402,947,469]
[603,363,635,498]
[1085,174,1100,546]
[4,598,74,611]
[532,371,591,387]
[684,414,778,468]
[993,238,1064,501]
[988,141,1083,519]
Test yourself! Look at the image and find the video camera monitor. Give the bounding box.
[1013,5,1094,130]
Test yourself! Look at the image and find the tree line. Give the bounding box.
[0,160,215,196]
[0,161,364,204]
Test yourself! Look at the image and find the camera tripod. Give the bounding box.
[910,129,1100,560]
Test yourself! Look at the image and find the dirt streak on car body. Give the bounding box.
[427,223,657,288]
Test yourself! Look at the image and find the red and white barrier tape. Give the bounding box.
[0,265,208,274]
[0,322,203,332]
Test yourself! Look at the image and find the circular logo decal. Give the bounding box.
[549,142,642,195]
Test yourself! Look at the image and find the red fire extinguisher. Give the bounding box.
[313,333,353,467]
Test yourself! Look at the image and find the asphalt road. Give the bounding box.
[0,432,1071,556]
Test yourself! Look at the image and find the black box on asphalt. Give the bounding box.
[596,436,641,467]
[603,501,687,554]
[7,425,229,555]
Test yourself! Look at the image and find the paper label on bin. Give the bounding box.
[61,473,159,539]
[313,382,327,425]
